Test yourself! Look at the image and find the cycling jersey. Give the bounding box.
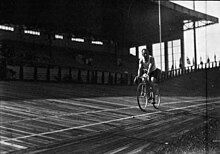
[140,55,156,72]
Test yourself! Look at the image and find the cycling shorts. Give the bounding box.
[149,68,161,80]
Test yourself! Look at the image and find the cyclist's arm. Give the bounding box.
[137,60,142,77]
[147,57,155,75]
[146,63,152,75]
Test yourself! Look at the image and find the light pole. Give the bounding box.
[158,0,163,70]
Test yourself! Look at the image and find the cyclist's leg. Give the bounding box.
[149,70,160,97]
[150,77,157,93]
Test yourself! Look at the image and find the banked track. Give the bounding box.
[0,81,219,153]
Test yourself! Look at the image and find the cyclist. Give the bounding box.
[135,48,161,100]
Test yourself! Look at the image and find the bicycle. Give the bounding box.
[136,75,161,111]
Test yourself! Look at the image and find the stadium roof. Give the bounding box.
[0,0,218,47]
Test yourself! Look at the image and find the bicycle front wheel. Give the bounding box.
[137,83,149,112]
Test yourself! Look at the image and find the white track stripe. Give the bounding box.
[75,98,135,107]
[0,135,9,140]
[0,126,33,135]
[163,97,220,105]
[0,140,26,149]
[0,106,39,116]
[2,97,214,125]
[0,126,57,141]
[1,99,216,142]
[105,145,130,154]
[46,99,107,110]
[0,106,136,124]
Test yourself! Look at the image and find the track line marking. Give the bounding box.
[2,97,215,125]
[0,135,10,140]
[0,106,136,124]
[46,99,107,110]
[168,101,218,111]
[0,125,57,141]
[0,106,39,117]
[106,145,130,154]
[0,111,28,119]
[127,143,151,154]
[75,98,134,107]
[0,140,26,149]
[162,97,220,105]
[0,125,33,135]
[1,99,217,142]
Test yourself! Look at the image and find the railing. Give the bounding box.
[2,59,220,85]
[4,63,135,86]
[159,61,220,81]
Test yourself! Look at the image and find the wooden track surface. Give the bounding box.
[0,81,219,153]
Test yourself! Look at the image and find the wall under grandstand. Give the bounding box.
[5,64,134,85]
[3,58,220,89]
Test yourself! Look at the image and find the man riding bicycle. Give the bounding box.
[135,48,161,100]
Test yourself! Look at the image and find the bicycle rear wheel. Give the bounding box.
[137,83,149,112]
[153,84,161,109]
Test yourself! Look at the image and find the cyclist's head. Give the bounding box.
[142,49,149,59]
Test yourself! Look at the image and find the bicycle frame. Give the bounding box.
[137,76,160,111]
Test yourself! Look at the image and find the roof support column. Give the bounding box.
[193,1,197,69]
[193,21,197,69]
[164,41,169,71]
[180,34,185,68]
[179,23,185,69]
[158,0,163,70]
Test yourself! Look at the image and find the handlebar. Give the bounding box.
[138,74,150,83]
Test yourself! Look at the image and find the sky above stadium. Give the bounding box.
[172,1,220,65]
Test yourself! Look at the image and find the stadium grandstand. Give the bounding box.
[0,0,219,84]
[0,0,220,153]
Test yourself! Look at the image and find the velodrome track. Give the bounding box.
[0,81,220,153]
